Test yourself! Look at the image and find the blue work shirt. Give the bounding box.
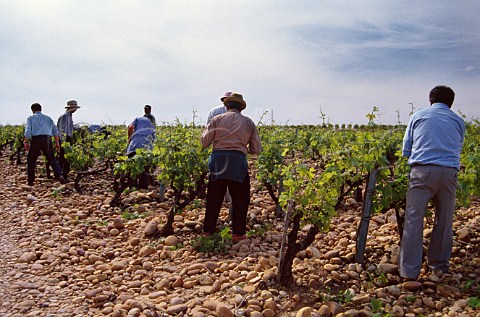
[402,103,465,170]
[24,111,58,139]
[126,117,156,155]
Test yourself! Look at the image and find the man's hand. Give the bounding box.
[23,141,29,152]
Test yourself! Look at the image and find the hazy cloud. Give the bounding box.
[1,1,478,126]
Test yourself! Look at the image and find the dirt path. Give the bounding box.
[0,159,94,317]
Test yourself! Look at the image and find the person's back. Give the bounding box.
[403,103,465,169]
[127,117,155,156]
[26,111,57,138]
[206,110,261,155]
[399,85,466,283]
[24,103,65,186]
[201,93,262,242]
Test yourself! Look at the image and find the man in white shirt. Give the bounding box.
[206,91,232,125]
[57,99,80,180]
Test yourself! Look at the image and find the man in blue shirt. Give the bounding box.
[24,103,66,186]
[126,116,156,189]
[399,85,466,282]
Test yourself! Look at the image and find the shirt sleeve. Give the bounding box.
[24,117,32,139]
[57,114,66,138]
[51,117,59,136]
[200,120,215,148]
[402,118,414,158]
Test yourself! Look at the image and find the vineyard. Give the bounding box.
[0,121,479,317]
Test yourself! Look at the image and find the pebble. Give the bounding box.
[216,304,234,317]
[296,307,312,317]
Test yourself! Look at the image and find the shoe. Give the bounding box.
[430,269,446,278]
[58,175,67,184]
[426,270,442,282]
[232,234,247,243]
[28,181,34,186]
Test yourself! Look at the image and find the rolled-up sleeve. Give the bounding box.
[402,120,414,158]
[51,118,59,136]
[24,118,32,139]
[57,114,67,139]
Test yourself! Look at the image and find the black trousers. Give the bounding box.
[204,174,250,235]
[27,136,61,184]
[58,136,72,178]
[127,152,150,189]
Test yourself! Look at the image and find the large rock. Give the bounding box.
[457,227,470,242]
[18,252,37,263]
[166,304,188,315]
[216,305,233,317]
[296,307,312,317]
[378,263,398,274]
[26,194,38,204]
[165,235,181,246]
[144,219,159,236]
[138,245,156,257]
[113,217,125,229]
[402,281,422,292]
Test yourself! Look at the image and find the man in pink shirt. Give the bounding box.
[201,92,262,242]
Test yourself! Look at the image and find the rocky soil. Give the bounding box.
[0,153,479,317]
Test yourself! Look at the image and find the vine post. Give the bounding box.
[355,165,379,265]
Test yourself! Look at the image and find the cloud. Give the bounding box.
[0,1,479,126]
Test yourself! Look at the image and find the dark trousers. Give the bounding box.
[204,174,250,235]
[58,136,72,178]
[127,152,150,189]
[27,136,61,184]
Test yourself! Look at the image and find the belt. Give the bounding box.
[411,163,458,170]
[31,135,51,138]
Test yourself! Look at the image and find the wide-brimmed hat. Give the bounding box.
[223,92,246,111]
[66,100,80,109]
[220,91,233,102]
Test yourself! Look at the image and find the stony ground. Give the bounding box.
[0,152,479,317]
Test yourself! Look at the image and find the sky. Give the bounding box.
[1,1,479,126]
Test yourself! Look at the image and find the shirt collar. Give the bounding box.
[431,103,450,110]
